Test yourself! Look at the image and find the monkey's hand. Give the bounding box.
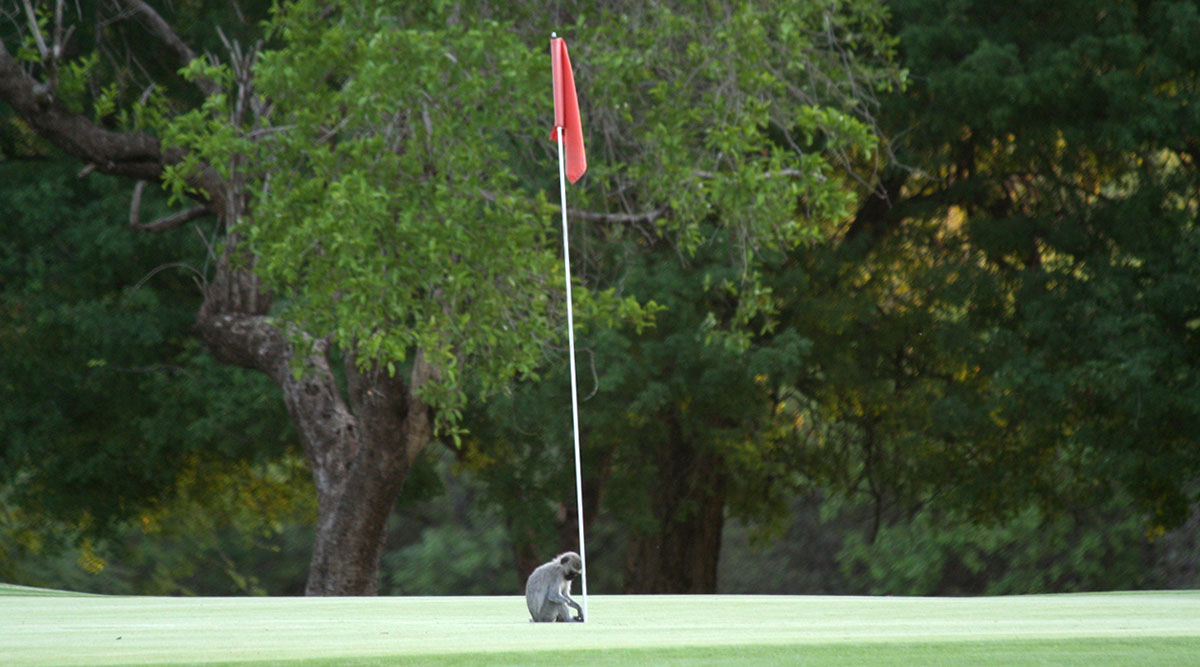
[573,612,584,622]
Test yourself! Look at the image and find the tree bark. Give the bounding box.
[623,419,728,593]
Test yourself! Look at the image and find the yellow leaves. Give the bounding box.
[944,205,967,233]
[130,454,315,546]
[77,539,106,575]
[988,405,1009,429]
[458,438,503,472]
[953,363,981,383]
[827,394,868,419]
[139,510,165,535]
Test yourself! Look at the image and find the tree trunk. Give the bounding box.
[196,252,435,595]
[303,351,435,595]
[623,421,728,593]
[197,305,434,594]
[305,454,407,595]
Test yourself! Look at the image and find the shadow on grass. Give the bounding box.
[233,637,1200,666]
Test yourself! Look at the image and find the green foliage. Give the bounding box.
[0,455,315,596]
[710,0,1200,597]
[570,1,900,342]
[161,1,657,437]
[10,0,1199,599]
[754,0,1200,548]
[837,500,1155,595]
[384,518,517,595]
[880,0,1200,527]
[437,0,902,589]
[718,494,852,594]
[377,448,519,595]
[2,1,275,133]
[718,491,1200,596]
[0,157,304,588]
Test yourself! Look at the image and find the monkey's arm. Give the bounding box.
[548,590,584,620]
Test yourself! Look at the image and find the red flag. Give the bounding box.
[550,37,587,184]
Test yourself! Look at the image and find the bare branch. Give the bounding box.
[51,0,64,59]
[21,0,48,60]
[476,188,668,225]
[120,0,220,96]
[693,169,810,180]
[136,82,155,105]
[132,261,204,292]
[128,179,146,223]
[120,0,194,62]
[567,206,669,224]
[129,180,211,232]
[134,206,211,232]
[245,124,296,139]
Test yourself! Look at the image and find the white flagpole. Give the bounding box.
[556,120,589,623]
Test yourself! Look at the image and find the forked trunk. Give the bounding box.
[197,255,435,595]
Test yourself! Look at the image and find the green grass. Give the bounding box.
[3,585,1199,665]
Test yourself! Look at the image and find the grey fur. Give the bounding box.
[525,551,584,622]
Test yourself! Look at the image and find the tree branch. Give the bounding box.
[0,38,229,217]
[51,0,68,62]
[476,188,668,225]
[21,0,49,61]
[129,181,211,232]
[345,349,435,468]
[692,168,811,180]
[120,0,221,97]
[197,312,356,467]
[557,168,829,224]
[0,41,158,176]
[135,206,211,232]
[567,206,669,224]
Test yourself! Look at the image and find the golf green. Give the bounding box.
[3,587,1198,664]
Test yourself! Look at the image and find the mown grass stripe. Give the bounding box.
[3,590,1197,665]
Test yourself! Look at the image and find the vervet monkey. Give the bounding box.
[525,551,584,622]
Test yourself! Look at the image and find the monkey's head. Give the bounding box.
[558,552,582,579]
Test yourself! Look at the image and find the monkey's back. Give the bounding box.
[524,563,560,621]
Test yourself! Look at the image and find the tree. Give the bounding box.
[472,0,1200,595]
[782,0,1200,543]
[458,0,902,592]
[2,0,902,594]
[1,0,650,594]
[466,247,816,592]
